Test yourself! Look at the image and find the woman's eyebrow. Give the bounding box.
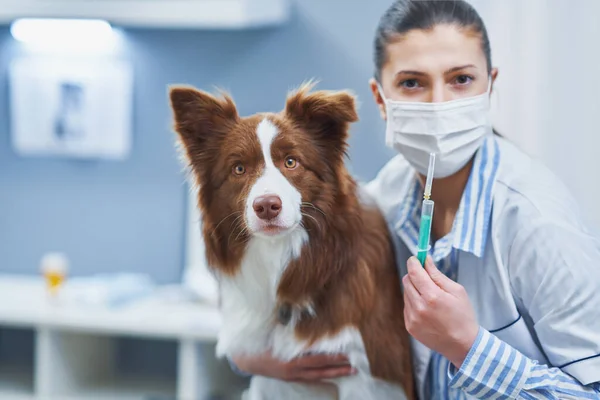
[395,64,477,77]
[395,70,427,77]
[444,64,477,74]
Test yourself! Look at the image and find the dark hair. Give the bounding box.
[374,0,492,82]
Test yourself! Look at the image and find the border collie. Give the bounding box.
[169,82,414,400]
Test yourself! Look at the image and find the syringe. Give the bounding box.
[417,153,436,266]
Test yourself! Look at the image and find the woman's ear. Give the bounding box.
[491,67,499,87]
[368,78,387,120]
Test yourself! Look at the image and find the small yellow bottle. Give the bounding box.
[40,252,69,296]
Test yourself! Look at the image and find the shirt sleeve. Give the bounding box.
[448,327,600,399]
[227,357,252,377]
[508,222,600,384]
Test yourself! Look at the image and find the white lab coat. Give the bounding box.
[365,136,600,399]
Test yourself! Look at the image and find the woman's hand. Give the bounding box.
[231,351,356,382]
[402,256,479,369]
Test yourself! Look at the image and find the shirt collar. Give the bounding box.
[393,135,501,259]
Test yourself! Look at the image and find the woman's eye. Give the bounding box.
[232,163,245,175]
[454,75,473,85]
[400,79,420,89]
[284,157,298,169]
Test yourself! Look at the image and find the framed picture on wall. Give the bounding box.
[8,56,133,159]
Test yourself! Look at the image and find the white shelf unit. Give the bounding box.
[0,363,34,399]
[0,275,248,400]
[0,327,35,399]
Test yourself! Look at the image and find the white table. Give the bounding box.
[0,275,246,400]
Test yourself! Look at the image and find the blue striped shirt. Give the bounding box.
[396,136,600,399]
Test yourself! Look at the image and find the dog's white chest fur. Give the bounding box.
[215,227,308,358]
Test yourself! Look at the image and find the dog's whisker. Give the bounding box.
[228,220,244,245]
[235,225,250,241]
[301,212,322,230]
[299,220,311,233]
[231,215,245,230]
[301,202,327,218]
[211,211,243,237]
[229,220,249,244]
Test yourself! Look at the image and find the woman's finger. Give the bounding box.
[407,256,438,295]
[424,255,461,293]
[403,272,423,308]
[294,365,357,382]
[293,353,350,369]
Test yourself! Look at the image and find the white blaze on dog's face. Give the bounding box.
[245,119,302,238]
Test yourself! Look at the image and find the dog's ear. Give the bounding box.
[169,85,238,169]
[285,81,358,157]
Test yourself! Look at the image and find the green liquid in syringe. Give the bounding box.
[417,214,432,266]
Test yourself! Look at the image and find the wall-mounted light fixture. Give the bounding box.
[10,18,120,54]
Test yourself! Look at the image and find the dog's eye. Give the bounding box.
[284,157,298,169]
[233,163,246,175]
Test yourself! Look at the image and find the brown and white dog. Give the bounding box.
[169,83,414,400]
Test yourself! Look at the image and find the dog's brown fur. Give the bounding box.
[170,82,415,399]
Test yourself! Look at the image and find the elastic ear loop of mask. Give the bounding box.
[375,81,387,103]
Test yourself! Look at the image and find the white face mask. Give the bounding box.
[379,81,493,178]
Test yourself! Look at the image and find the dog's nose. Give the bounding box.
[253,195,282,220]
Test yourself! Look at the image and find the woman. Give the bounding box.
[232,1,600,398]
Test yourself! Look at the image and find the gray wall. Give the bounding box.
[0,0,396,282]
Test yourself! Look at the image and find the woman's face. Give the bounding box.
[370,24,498,119]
